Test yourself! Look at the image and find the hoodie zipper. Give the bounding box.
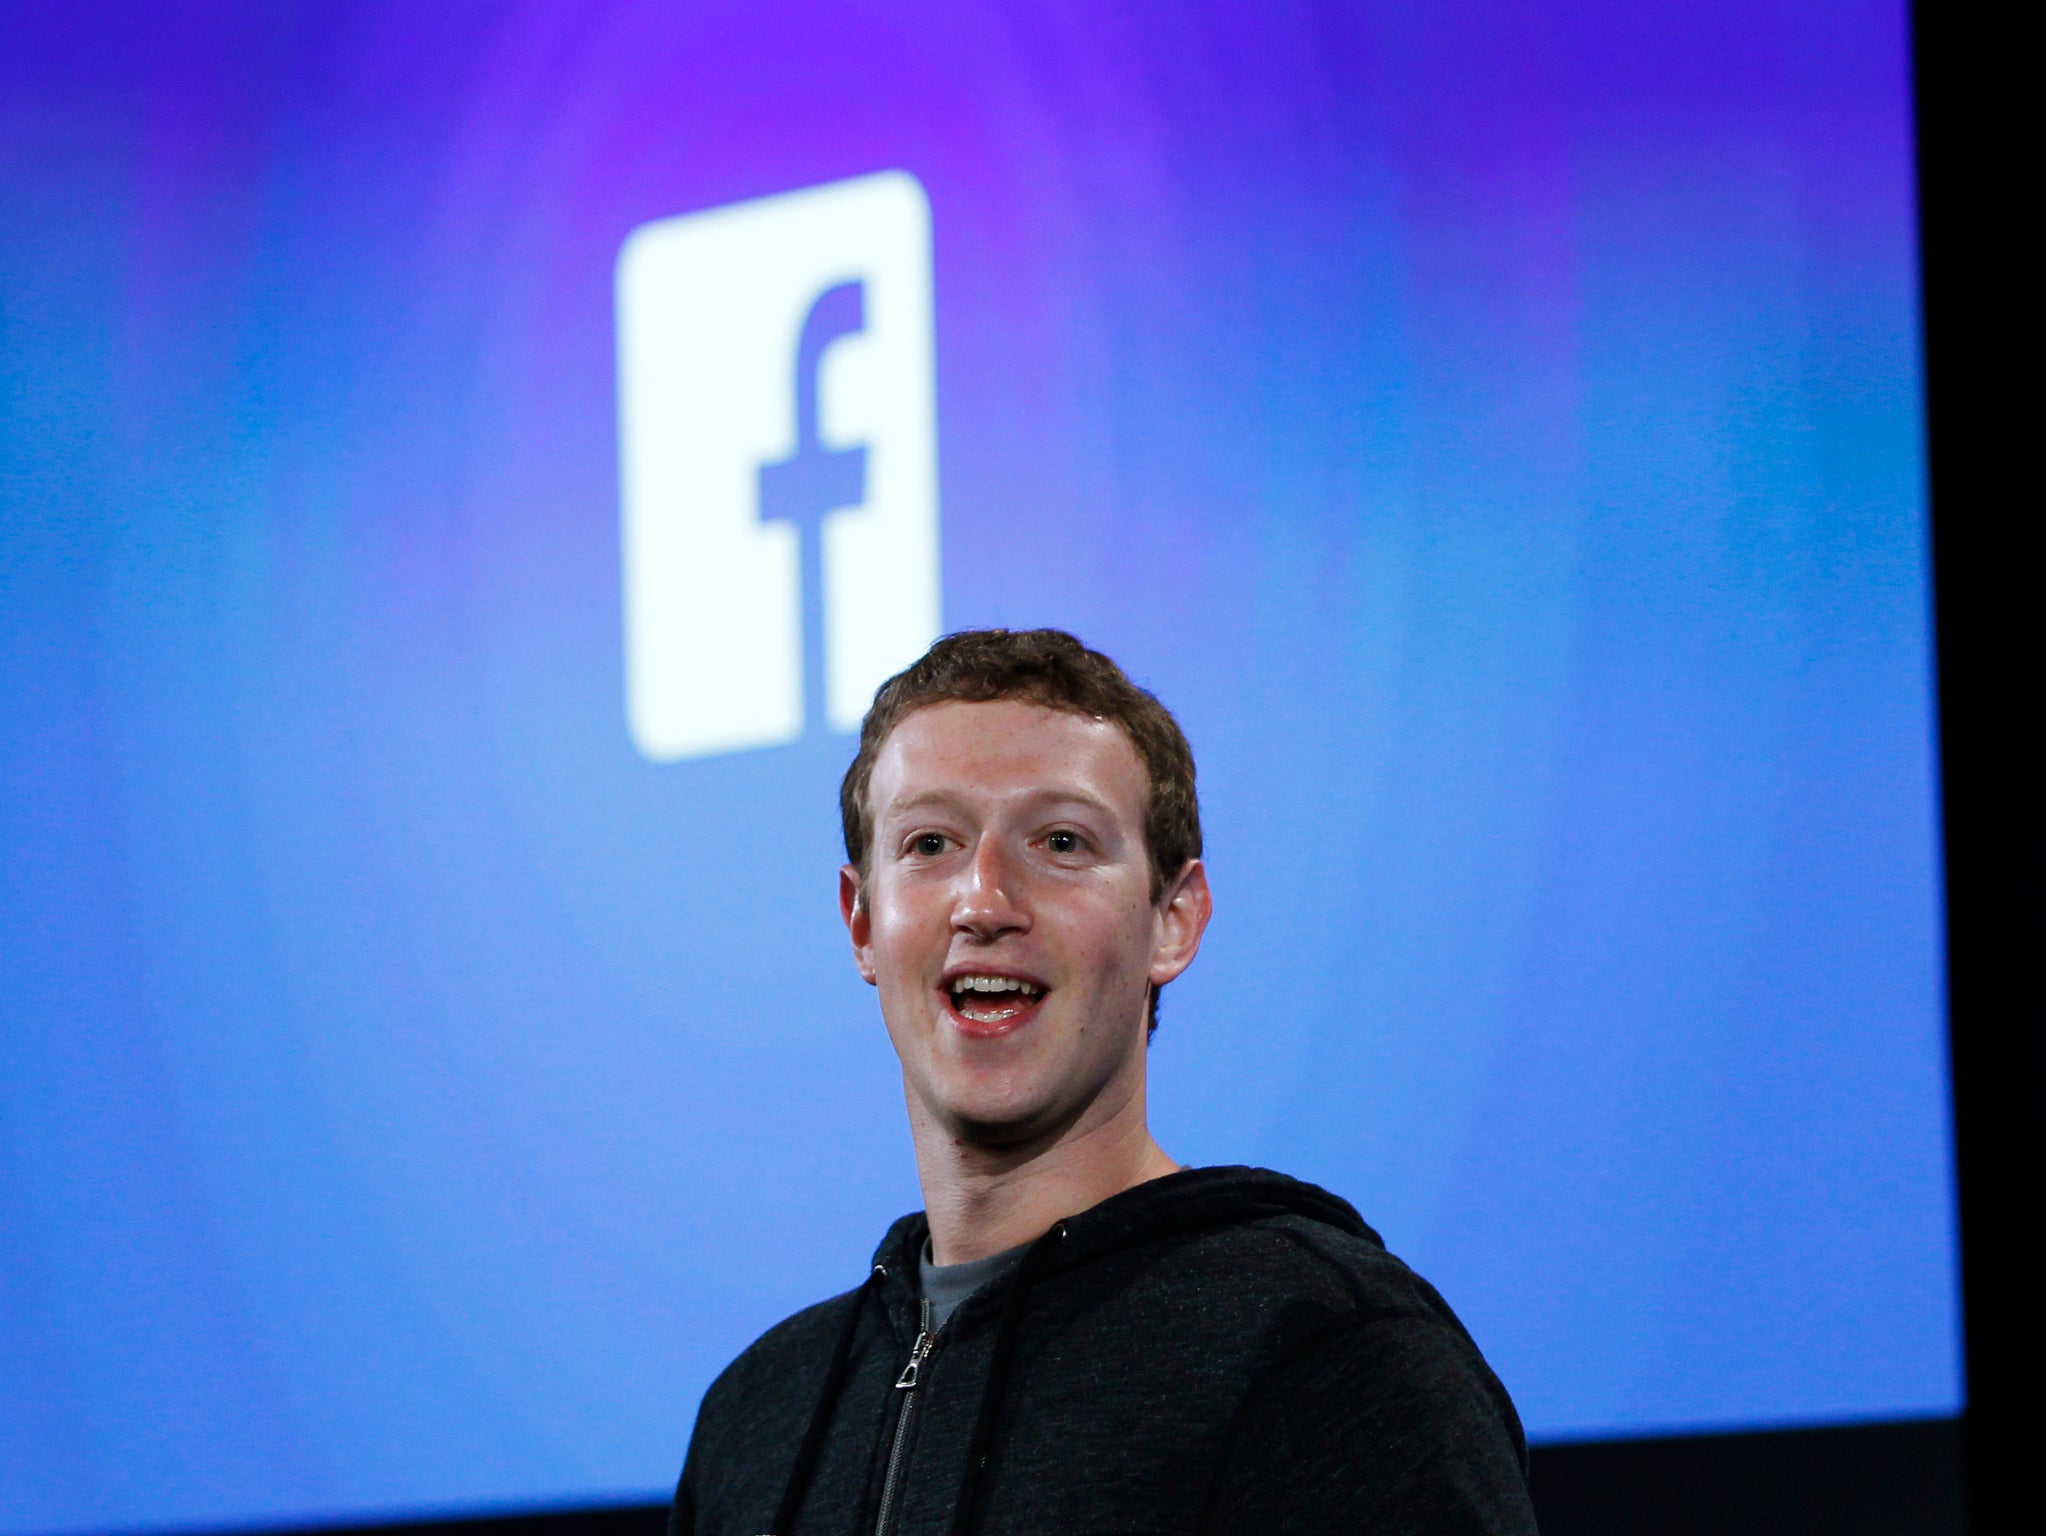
[872,1297,936,1536]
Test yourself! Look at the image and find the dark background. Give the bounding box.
[1912,0,2042,1531]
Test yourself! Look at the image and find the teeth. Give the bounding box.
[950,975,1041,997]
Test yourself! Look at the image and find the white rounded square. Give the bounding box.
[617,170,941,761]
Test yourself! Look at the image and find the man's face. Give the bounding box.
[842,699,1209,1146]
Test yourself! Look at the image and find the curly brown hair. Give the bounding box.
[839,629,1203,1033]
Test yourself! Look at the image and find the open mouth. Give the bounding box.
[942,972,1047,1033]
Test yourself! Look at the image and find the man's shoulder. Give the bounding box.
[1059,1200,1470,1365]
[1055,1164,1465,1335]
[1204,1207,1513,1364]
[1052,1172,1530,1488]
[1179,1206,1448,1309]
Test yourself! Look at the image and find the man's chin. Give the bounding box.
[918,1076,1072,1153]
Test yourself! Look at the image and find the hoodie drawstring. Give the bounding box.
[947,1220,1066,1536]
[770,1263,884,1536]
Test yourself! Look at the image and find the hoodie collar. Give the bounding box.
[870,1164,1378,1302]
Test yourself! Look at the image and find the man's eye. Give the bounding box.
[1046,830,1080,854]
[913,833,948,856]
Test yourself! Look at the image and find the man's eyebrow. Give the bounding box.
[1025,787,1119,820]
[881,789,967,820]
[880,786,1120,821]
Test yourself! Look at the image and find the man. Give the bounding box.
[675,629,1536,1535]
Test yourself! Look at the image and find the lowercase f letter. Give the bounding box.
[617,170,941,761]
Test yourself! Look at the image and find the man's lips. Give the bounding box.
[939,970,1050,1036]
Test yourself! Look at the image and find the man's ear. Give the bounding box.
[1148,858,1212,989]
[840,863,878,986]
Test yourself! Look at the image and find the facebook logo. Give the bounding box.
[617,171,941,761]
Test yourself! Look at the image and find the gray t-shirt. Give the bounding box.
[918,1238,1030,1329]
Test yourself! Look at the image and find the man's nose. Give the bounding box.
[952,834,1029,939]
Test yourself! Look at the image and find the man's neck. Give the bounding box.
[909,1078,1179,1266]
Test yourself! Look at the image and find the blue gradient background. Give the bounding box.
[0,3,1953,1532]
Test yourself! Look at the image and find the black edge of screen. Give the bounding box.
[1531,1418,1962,1536]
[226,1506,673,1536]
[161,1419,1961,1536]
[1913,0,2045,1532]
